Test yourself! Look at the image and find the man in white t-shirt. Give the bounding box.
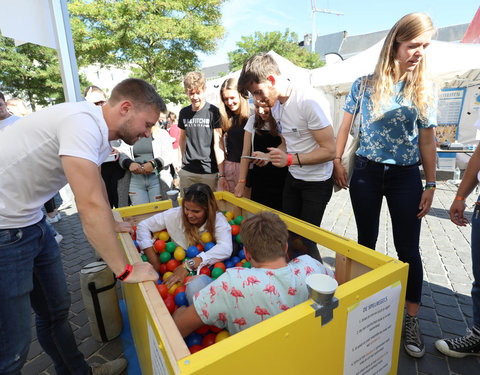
[238,53,336,261]
[0,79,160,375]
[0,92,20,130]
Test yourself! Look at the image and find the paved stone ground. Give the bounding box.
[23,181,479,374]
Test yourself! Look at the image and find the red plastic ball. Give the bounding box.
[195,325,210,335]
[231,224,240,236]
[159,264,168,275]
[199,267,211,277]
[209,325,222,333]
[174,286,186,297]
[235,262,243,267]
[202,333,216,348]
[154,239,166,253]
[184,275,192,285]
[189,344,203,354]
[157,284,168,299]
[163,293,176,314]
[166,259,180,272]
[213,262,226,272]
[196,243,204,252]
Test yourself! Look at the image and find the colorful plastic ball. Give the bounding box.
[234,215,244,225]
[168,282,181,295]
[242,261,251,268]
[201,232,212,243]
[209,325,223,333]
[215,330,230,342]
[184,275,193,285]
[132,225,137,233]
[199,267,211,277]
[154,239,166,253]
[214,262,226,272]
[159,251,171,263]
[175,292,188,307]
[174,286,186,296]
[133,240,139,248]
[196,243,204,252]
[163,293,176,314]
[166,259,180,272]
[173,247,186,261]
[158,230,170,242]
[165,241,177,253]
[141,254,148,262]
[204,242,215,251]
[211,267,224,279]
[231,224,240,236]
[231,256,240,265]
[189,344,203,354]
[157,284,168,299]
[228,219,235,225]
[131,232,136,241]
[186,246,199,258]
[195,325,210,335]
[153,231,162,239]
[224,211,234,221]
[235,234,242,243]
[162,271,173,281]
[238,249,245,259]
[202,333,216,348]
[235,262,243,267]
[186,332,203,347]
[159,263,168,275]
[224,259,235,269]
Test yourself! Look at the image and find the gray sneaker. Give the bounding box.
[91,358,127,375]
[404,314,425,358]
[435,328,480,358]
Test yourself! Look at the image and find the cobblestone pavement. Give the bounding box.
[23,181,479,374]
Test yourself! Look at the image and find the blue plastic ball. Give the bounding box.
[231,256,241,265]
[133,240,139,248]
[238,249,245,259]
[175,292,188,307]
[186,246,199,258]
[186,332,203,347]
[224,259,235,269]
[204,242,215,251]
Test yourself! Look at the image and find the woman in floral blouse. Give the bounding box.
[333,13,437,359]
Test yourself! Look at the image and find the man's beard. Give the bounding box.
[118,118,140,145]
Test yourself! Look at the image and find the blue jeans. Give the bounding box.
[129,173,161,205]
[349,156,423,304]
[0,217,89,375]
[472,199,480,329]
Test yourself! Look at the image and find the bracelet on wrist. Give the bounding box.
[424,185,436,191]
[296,153,302,168]
[455,196,466,201]
[334,156,342,160]
[117,264,133,281]
[286,153,293,167]
[238,179,246,183]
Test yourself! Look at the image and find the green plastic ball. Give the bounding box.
[228,220,235,225]
[235,234,242,243]
[242,261,251,268]
[234,216,244,225]
[159,251,171,263]
[211,267,224,279]
[165,241,177,253]
[141,254,148,262]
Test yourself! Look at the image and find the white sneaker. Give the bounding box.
[46,215,59,224]
[56,212,62,221]
[55,232,63,244]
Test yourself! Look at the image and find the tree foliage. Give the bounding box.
[228,29,324,71]
[0,36,87,110]
[69,0,227,104]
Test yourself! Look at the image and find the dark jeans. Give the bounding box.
[349,156,423,304]
[283,172,333,261]
[0,217,90,375]
[471,199,480,329]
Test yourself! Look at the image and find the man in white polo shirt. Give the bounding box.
[0,79,160,375]
[238,53,336,261]
[0,91,20,130]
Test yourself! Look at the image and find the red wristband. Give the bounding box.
[117,264,133,281]
[455,196,466,201]
[286,153,293,167]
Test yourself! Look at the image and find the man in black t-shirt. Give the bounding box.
[178,72,227,192]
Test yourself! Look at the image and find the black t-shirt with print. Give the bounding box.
[178,102,221,174]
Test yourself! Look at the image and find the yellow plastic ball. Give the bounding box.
[224,211,234,221]
[153,231,162,239]
[174,248,186,261]
[215,330,230,342]
[201,232,212,244]
[168,282,180,295]
[158,230,170,242]
[162,271,173,281]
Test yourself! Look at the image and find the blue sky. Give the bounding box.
[199,0,479,67]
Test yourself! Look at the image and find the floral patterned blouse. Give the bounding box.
[344,76,437,165]
[193,255,334,334]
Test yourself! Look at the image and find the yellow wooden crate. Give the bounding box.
[114,192,408,375]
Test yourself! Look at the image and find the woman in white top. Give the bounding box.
[136,183,232,288]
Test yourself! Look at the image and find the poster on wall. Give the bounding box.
[436,88,466,143]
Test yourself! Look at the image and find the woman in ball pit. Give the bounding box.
[136,183,232,289]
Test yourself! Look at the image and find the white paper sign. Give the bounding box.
[147,321,169,375]
[344,283,402,375]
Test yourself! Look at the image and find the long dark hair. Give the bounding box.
[253,105,280,137]
[182,183,218,246]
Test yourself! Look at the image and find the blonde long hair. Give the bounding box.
[182,183,218,246]
[371,13,435,120]
[219,78,251,132]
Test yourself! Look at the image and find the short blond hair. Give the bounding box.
[183,72,206,91]
[241,211,288,263]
